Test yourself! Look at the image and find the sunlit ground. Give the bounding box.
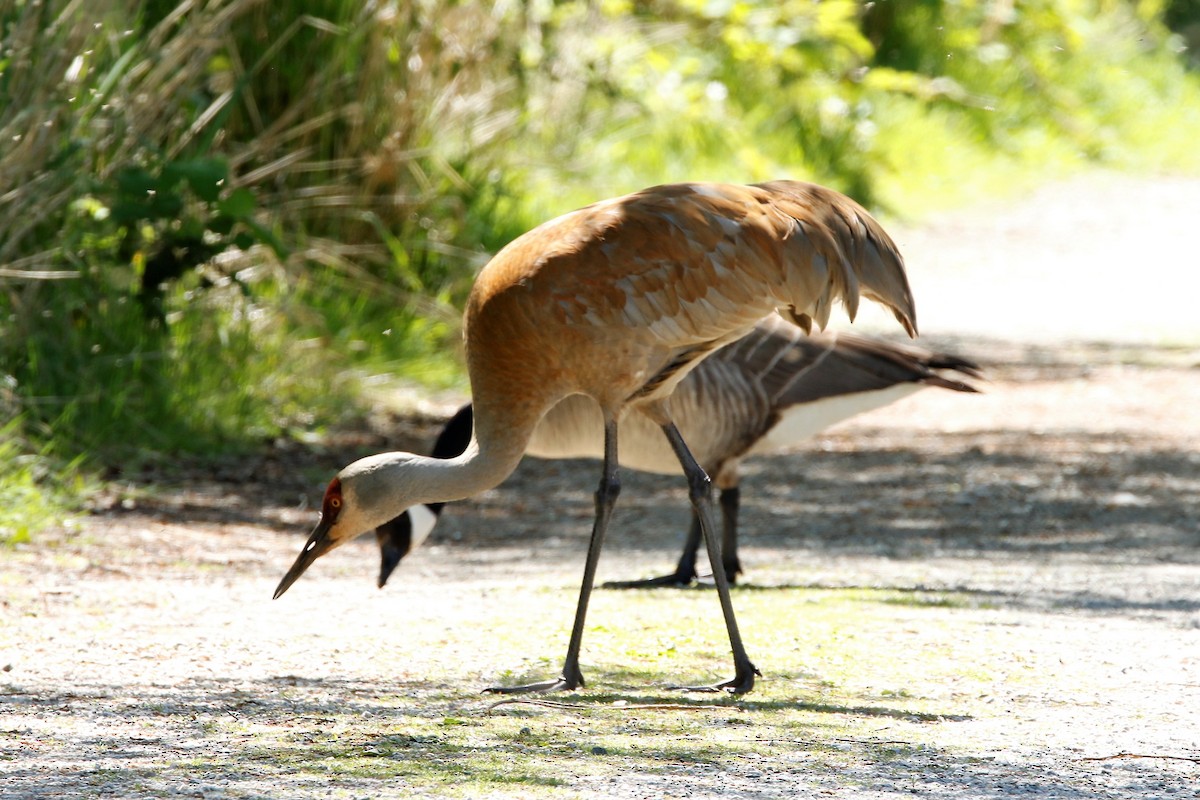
[839,173,1200,347]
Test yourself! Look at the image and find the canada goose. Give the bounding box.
[374,320,979,589]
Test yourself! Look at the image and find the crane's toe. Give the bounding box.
[668,661,760,695]
[482,675,583,695]
[483,659,586,694]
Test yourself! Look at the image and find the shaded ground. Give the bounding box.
[2,173,1200,798]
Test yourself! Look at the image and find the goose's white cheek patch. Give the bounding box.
[407,504,439,551]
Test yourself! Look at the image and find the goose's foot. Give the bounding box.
[694,570,741,588]
[601,571,695,590]
[668,661,760,695]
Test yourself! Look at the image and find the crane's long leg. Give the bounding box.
[660,423,759,694]
[484,418,621,694]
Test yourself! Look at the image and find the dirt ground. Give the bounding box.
[2,172,1199,798]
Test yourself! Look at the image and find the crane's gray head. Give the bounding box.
[273,453,427,599]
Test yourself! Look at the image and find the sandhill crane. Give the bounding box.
[274,180,917,695]
[371,320,980,589]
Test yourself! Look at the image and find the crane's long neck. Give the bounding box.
[348,402,535,531]
[435,432,526,502]
[372,438,523,508]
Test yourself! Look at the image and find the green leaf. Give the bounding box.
[177,218,206,240]
[163,157,228,202]
[208,214,235,236]
[217,188,256,220]
[114,167,158,199]
[108,201,143,225]
[109,191,183,224]
[241,218,289,260]
[148,192,185,221]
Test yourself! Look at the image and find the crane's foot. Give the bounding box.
[667,661,760,695]
[482,677,580,694]
[483,663,585,695]
[601,571,696,590]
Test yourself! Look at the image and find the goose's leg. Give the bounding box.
[659,422,759,694]
[605,483,743,590]
[484,418,620,694]
[692,486,745,586]
[602,515,701,589]
[719,486,742,581]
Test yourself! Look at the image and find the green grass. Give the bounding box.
[172,585,998,797]
[5,536,1149,800]
[4,0,1200,541]
[0,420,88,545]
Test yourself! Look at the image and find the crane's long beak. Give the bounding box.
[273,517,336,599]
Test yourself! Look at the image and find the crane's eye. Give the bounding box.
[322,478,344,518]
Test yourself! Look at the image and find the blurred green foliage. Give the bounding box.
[1164,0,1200,65]
[2,0,1198,532]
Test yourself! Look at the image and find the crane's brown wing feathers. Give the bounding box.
[466,180,917,427]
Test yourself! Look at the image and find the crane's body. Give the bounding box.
[372,320,979,588]
[463,182,913,460]
[275,180,918,695]
[525,318,970,479]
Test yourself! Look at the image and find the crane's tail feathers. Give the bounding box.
[758,181,917,338]
[784,306,814,335]
[758,181,916,338]
[843,212,917,338]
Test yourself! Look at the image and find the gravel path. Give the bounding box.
[2,172,1199,798]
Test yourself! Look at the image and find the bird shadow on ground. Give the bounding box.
[82,334,1200,637]
[89,334,1199,556]
[444,430,1199,578]
[85,400,1199,627]
[2,673,1190,800]
[708,580,1200,620]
